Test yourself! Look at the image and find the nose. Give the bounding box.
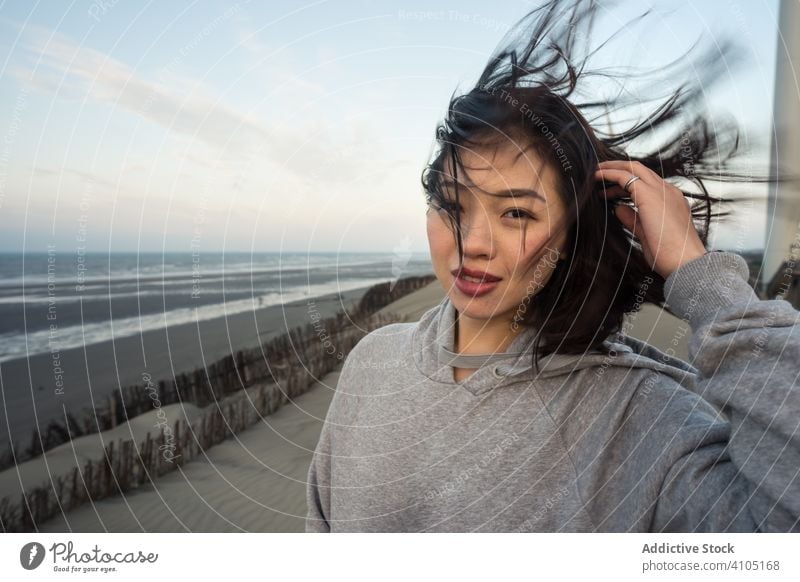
[459,208,495,258]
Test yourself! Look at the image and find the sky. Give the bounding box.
[0,0,782,253]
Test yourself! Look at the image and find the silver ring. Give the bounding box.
[623,175,641,192]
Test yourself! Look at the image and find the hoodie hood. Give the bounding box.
[411,295,698,396]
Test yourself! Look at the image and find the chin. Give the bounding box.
[448,288,508,318]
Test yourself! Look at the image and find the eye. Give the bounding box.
[503,208,534,220]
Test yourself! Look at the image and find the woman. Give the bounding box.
[306,0,800,532]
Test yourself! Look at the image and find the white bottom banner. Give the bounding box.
[1,533,797,581]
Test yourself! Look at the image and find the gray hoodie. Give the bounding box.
[305,251,800,532]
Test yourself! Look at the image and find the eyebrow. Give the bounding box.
[440,179,546,204]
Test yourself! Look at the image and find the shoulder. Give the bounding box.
[351,321,415,356]
[325,322,417,420]
[594,333,723,426]
[618,364,727,444]
[340,322,416,378]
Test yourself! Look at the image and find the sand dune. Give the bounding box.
[39,373,339,532]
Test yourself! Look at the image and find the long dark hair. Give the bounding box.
[421,0,769,370]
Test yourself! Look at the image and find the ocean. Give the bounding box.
[0,251,434,364]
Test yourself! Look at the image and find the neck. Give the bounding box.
[454,310,522,355]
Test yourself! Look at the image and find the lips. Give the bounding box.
[451,266,502,298]
[451,267,502,283]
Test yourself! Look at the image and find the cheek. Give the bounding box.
[510,239,563,285]
[427,213,455,255]
[427,215,457,283]
[515,211,569,268]
[534,254,563,290]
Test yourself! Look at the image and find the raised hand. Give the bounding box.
[595,160,707,278]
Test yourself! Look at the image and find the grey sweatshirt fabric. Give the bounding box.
[305,251,800,532]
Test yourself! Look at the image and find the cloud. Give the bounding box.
[17,24,272,153]
[13,23,378,184]
[4,21,428,252]
[33,166,119,189]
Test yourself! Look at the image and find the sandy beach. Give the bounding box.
[0,286,370,455]
[36,373,341,532]
[18,279,687,532]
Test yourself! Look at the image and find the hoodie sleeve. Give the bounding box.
[650,250,800,532]
[305,412,333,532]
[304,340,364,533]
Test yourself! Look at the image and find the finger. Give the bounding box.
[596,182,627,199]
[596,160,661,183]
[594,168,647,203]
[594,167,654,188]
[614,204,641,238]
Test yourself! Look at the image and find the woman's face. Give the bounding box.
[426,139,569,326]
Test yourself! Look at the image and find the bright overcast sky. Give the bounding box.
[0,0,780,253]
